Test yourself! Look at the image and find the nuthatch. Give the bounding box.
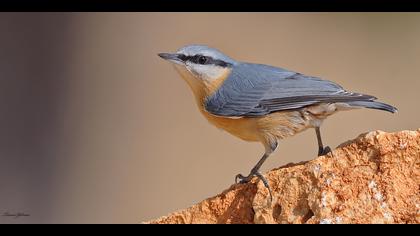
[158,45,397,198]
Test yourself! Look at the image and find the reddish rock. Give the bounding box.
[146,130,420,224]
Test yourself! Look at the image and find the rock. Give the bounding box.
[146,130,420,224]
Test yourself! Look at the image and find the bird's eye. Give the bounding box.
[198,56,208,64]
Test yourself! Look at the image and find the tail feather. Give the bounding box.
[345,101,398,113]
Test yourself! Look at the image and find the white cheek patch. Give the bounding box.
[187,63,227,82]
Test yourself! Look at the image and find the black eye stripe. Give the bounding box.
[178,54,232,67]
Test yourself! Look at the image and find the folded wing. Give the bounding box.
[205,63,377,117]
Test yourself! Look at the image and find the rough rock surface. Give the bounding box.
[146,130,420,224]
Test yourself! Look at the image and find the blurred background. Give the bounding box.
[0,13,419,223]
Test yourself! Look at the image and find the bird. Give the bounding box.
[158,44,397,198]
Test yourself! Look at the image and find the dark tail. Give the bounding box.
[345,101,398,113]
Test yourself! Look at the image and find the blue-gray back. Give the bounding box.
[205,63,376,117]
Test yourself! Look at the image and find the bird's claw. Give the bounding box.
[318,146,332,156]
[234,171,273,203]
[235,173,251,184]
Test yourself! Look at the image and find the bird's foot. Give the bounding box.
[318,146,332,156]
[235,171,273,202]
[235,173,253,184]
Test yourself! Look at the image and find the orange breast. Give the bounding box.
[176,66,261,142]
[200,109,261,142]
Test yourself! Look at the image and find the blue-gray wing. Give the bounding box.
[205,63,376,117]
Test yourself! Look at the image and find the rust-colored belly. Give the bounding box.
[200,109,261,142]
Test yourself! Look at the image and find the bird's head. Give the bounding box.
[158,45,237,96]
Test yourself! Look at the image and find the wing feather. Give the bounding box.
[205,63,376,117]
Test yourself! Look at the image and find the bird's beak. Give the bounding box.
[158,53,184,65]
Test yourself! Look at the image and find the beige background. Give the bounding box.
[0,13,418,223]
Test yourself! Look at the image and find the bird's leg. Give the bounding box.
[235,141,277,202]
[315,127,332,156]
[235,152,273,201]
[235,152,270,184]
